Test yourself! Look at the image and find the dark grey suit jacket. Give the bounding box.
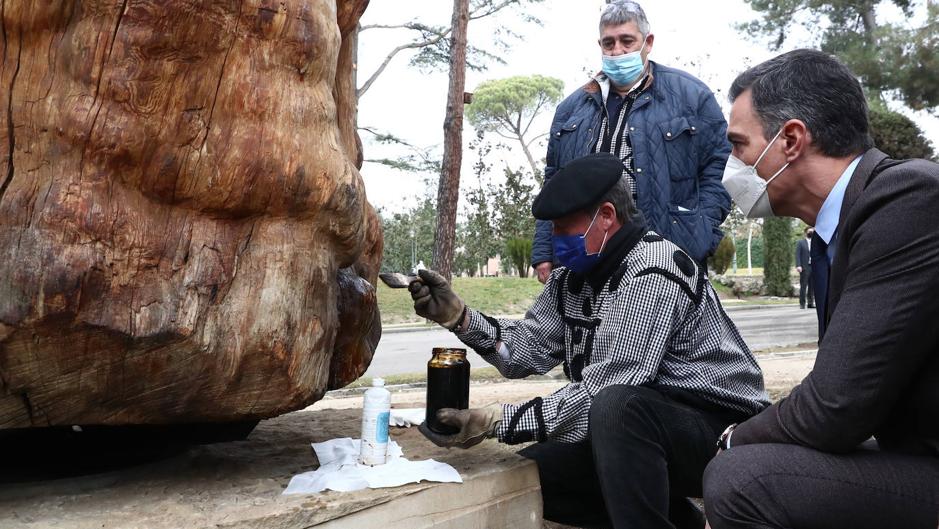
[732,149,939,457]
[795,238,811,269]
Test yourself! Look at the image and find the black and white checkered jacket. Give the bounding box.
[456,232,769,444]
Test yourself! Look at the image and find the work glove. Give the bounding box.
[418,404,503,449]
[408,269,466,330]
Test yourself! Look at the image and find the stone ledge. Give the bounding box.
[0,407,542,529]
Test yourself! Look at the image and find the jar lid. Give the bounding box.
[432,347,467,356]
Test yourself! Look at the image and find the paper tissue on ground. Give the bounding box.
[283,437,462,495]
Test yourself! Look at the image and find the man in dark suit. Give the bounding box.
[706,49,939,529]
[794,227,814,310]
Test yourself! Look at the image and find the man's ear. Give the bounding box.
[781,119,809,163]
[599,202,617,229]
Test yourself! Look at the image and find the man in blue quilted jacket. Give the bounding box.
[532,1,732,282]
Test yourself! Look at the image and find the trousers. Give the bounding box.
[798,267,814,308]
[519,385,745,529]
[704,443,939,529]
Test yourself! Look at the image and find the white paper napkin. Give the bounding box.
[283,437,462,495]
[389,408,426,428]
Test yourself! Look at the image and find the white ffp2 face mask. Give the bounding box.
[722,129,789,218]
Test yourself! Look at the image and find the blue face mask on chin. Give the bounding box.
[601,40,647,87]
[552,210,609,274]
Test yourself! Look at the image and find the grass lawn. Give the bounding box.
[378,276,545,324]
[378,272,796,325]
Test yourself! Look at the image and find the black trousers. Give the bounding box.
[704,443,939,529]
[798,267,814,308]
[519,385,742,529]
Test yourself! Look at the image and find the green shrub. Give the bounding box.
[763,218,794,297]
[868,105,936,161]
[504,238,533,278]
[709,236,735,275]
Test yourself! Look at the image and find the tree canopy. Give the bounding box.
[739,0,939,111]
[869,104,937,160]
[466,75,564,182]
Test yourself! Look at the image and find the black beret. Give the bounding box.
[531,153,624,220]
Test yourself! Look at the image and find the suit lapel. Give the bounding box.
[826,148,889,322]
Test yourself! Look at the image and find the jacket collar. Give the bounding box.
[837,148,889,229]
[826,148,889,323]
[584,61,657,105]
[581,217,648,292]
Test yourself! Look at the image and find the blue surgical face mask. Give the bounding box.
[552,209,609,274]
[601,39,647,87]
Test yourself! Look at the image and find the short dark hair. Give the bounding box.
[600,1,650,36]
[729,49,873,158]
[585,176,636,224]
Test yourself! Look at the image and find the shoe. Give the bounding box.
[800,305,805,309]
[807,304,815,308]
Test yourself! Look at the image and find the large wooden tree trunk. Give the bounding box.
[432,0,469,281]
[0,0,381,429]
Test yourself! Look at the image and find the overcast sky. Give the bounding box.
[355,0,939,214]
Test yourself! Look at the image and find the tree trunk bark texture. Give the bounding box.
[432,0,468,281]
[0,0,382,430]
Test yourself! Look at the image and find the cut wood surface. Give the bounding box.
[0,0,381,429]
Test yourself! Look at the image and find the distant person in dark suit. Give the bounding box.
[794,227,814,309]
[708,49,939,529]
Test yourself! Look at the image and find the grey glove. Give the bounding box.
[408,269,466,330]
[418,405,503,449]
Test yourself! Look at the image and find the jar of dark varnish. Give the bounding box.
[425,348,470,434]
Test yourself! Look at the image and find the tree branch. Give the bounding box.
[492,130,518,141]
[469,0,518,21]
[521,95,549,137]
[360,23,425,31]
[525,132,549,148]
[358,0,527,99]
[357,28,451,98]
[495,115,517,133]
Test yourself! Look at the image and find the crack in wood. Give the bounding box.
[80,0,128,190]
[0,0,21,205]
[91,0,128,109]
[202,0,245,149]
[19,391,33,423]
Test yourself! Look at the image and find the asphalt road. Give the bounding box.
[364,304,819,377]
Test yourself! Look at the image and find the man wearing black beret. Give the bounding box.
[410,152,768,529]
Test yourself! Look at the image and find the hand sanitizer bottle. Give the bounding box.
[358,377,391,466]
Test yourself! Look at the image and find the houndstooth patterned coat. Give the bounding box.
[456,232,769,444]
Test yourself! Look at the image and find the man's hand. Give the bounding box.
[418,405,503,449]
[796,266,803,273]
[535,262,554,284]
[408,269,466,329]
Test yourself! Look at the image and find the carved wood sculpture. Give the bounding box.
[0,0,381,430]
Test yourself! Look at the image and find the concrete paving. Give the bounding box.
[366,303,818,377]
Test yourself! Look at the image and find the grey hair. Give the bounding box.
[729,49,873,158]
[586,177,636,224]
[600,1,651,36]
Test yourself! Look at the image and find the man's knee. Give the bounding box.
[703,445,776,529]
[590,385,658,429]
[702,450,739,521]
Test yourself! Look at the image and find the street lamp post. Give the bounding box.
[409,229,416,272]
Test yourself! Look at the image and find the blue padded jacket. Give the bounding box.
[532,62,731,265]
